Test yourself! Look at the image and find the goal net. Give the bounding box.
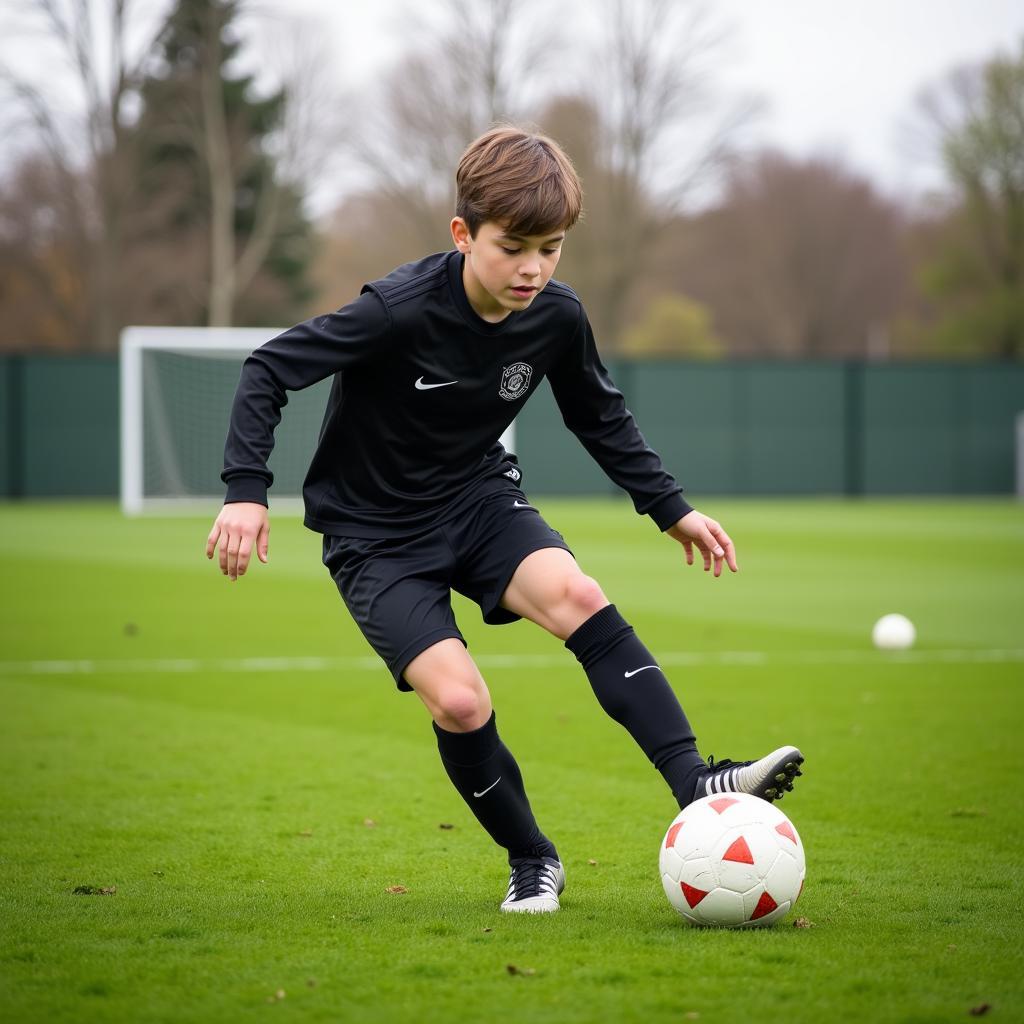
[120,326,515,515]
[120,326,327,515]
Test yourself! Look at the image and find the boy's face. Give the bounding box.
[451,218,565,323]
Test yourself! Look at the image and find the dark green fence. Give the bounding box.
[2,355,120,498]
[1,355,1021,499]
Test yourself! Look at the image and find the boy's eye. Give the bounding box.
[501,246,560,256]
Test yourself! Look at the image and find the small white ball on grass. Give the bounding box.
[872,613,916,650]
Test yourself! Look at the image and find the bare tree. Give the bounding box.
[660,152,910,358]
[351,0,554,254]
[0,0,167,349]
[0,0,331,343]
[913,42,1024,357]
[582,0,759,349]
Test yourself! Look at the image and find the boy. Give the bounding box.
[206,127,803,914]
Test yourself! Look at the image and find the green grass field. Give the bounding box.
[2,498,1022,1023]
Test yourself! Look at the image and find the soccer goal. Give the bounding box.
[121,326,295,515]
[119,326,515,515]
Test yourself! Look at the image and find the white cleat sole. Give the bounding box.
[500,895,561,914]
[500,860,566,913]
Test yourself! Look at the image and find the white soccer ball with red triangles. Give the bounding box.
[659,792,805,927]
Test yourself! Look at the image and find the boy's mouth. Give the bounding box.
[510,286,537,297]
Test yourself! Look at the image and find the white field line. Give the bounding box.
[1,649,1023,677]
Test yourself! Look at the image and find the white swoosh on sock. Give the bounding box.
[624,665,658,678]
[473,777,501,798]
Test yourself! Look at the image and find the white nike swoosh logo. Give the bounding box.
[415,377,458,390]
[512,500,534,509]
[473,777,501,798]
[624,665,658,678]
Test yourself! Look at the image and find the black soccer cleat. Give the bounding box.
[500,856,566,914]
[697,746,804,803]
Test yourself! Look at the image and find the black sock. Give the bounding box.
[566,604,705,808]
[433,712,557,863]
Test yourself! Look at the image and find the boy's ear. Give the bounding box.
[450,217,473,253]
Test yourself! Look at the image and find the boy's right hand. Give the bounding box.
[206,502,270,581]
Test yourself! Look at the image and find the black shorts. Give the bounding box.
[322,486,571,691]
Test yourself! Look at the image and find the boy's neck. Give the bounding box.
[461,260,511,324]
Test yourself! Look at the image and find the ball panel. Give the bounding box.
[678,856,718,895]
[692,886,745,928]
[664,820,685,849]
[721,835,754,864]
[764,847,804,901]
[742,898,792,928]
[681,881,711,909]
[775,820,798,845]
[662,872,683,909]
[658,843,683,880]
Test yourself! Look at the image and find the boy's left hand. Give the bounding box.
[666,510,738,577]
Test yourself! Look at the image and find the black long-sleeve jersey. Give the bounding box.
[222,250,692,538]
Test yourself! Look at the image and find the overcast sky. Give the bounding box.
[712,0,1024,196]
[269,0,1024,208]
[3,0,1021,213]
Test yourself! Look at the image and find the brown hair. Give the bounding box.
[455,126,583,238]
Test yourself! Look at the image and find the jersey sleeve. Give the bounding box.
[221,288,392,506]
[547,306,693,530]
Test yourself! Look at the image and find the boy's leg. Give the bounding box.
[322,530,563,912]
[404,638,564,913]
[404,638,556,861]
[500,548,706,807]
[500,548,802,808]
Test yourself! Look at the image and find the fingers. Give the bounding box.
[220,529,241,580]
[207,504,269,581]
[685,523,737,577]
[237,534,254,577]
[673,510,738,579]
[704,519,738,574]
[214,521,245,580]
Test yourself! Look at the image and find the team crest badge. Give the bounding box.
[499,362,533,401]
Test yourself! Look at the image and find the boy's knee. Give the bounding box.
[563,573,608,619]
[432,678,490,732]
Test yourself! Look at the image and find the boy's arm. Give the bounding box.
[221,289,390,506]
[208,289,390,579]
[548,307,737,577]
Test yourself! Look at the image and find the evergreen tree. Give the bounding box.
[127,0,313,327]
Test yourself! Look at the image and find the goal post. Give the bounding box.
[119,326,516,516]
